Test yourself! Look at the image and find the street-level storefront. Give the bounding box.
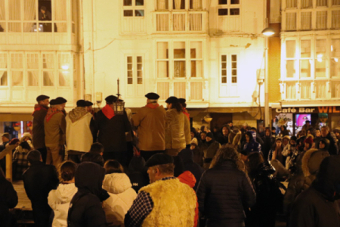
[272,106,340,136]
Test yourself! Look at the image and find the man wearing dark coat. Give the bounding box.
[32,95,49,162]
[23,150,59,227]
[93,95,131,164]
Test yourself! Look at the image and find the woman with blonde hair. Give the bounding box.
[196,145,255,227]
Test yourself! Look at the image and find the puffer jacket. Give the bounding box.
[48,183,78,227]
[102,173,137,226]
[165,109,191,150]
[196,160,256,226]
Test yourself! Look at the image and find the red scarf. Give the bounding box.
[45,107,62,123]
[183,108,190,120]
[102,104,115,119]
[146,103,160,109]
[32,104,48,116]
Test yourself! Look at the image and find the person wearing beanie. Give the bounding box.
[289,156,340,227]
[164,96,191,156]
[32,95,50,162]
[125,153,197,227]
[44,98,66,168]
[131,93,166,161]
[303,137,313,151]
[65,100,94,163]
[201,132,221,169]
[93,95,131,165]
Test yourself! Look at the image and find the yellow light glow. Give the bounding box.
[331,45,334,52]
[62,64,69,70]
[335,58,339,62]
[317,58,322,62]
[317,54,323,58]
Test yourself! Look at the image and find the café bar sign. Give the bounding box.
[275,106,340,114]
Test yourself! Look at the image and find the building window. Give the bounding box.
[286,40,297,78]
[218,0,240,16]
[331,39,340,78]
[123,0,144,17]
[286,0,297,8]
[333,0,340,6]
[316,0,327,7]
[316,11,327,29]
[286,12,297,31]
[0,53,8,86]
[300,40,311,78]
[315,39,326,78]
[301,12,312,30]
[220,54,238,83]
[157,42,169,78]
[126,55,143,85]
[27,53,39,86]
[332,10,340,29]
[301,0,312,8]
[43,53,54,86]
[11,53,24,86]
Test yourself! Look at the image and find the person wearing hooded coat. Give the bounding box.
[241,131,261,156]
[289,156,340,227]
[178,148,204,190]
[261,127,275,161]
[67,162,109,227]
[0,167,18,227]
[201,132,221,169]
[102,162,137,226]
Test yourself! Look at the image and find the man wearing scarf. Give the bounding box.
[44,99,66,168]
[66,100,93,163]
[32,95,49,162]
[132,93,166,161]
[93,95,131,164]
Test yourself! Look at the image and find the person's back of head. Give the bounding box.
[60,161,77,182]
[89,142,104,155]
[246,152,264,175]
[104,160,124,174]
[81,152,104,166]
[210,145,240,169]
[27,150,42,164]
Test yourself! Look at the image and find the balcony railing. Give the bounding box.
[280,79,340,100]
[154,11,207,33]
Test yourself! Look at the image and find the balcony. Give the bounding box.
[280,79,340,101]
[154,11,207,33]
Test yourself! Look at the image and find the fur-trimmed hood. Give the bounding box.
[302,148,330,177]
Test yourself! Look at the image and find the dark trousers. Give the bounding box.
[140,150,165,162]
[32,203,52,227]
[37,147,47,163]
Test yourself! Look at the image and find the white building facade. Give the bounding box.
[0,0,268,128]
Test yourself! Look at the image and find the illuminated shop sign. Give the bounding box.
[275,106,340,114]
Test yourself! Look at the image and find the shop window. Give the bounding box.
[301,12,312,30]
[332,11,340,29]
[286,13,296,31]
[123,0,144,17]
[316,11,327,29]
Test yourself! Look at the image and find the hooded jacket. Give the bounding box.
[67,162,109,227]
[127,155,148,193]
[289,156,340,227]
[66,108,93,153]
[48,183,78,227]
[178,149,204,190]
[102,173,137,226]
[178,171,199,227]
[242,131,261,155]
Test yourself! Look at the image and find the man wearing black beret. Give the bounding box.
[32,95,50,162]
[44,98,66,168]
[55,97,67,115]
[125,153,197,226]
[132,92,166,161]
[93,95,131,164]
[65,100,94,163]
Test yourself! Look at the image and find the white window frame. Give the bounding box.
[219,53,238,97]
[217,0,241,16]
[123,0,145,17]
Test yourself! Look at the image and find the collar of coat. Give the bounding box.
[32,104,48,116]
[68,107,89,123]
[45,107,62,123]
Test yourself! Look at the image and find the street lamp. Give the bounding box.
[261,27,275,127]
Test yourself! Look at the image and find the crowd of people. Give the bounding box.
[0,92,340,227]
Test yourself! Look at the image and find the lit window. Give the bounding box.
[0,53,8,86]
[301,0,312,8]
[220,54,237,83]
[126,56,143,85]
[286,0,297,8]
[11,53,23,86]
[123,0,144,17]
[27,53,39,86]
[316,11,327,29]
[315,40,326,78]
[218,0,240,16]
[316,0,327,6]
[286,13,296,31]
[331,39,340,78]
[332,11,340,29]
[301,12,312,30]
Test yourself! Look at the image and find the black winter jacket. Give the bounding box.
[196,160,256,226]
[68,162,109,227]
[0,178,18,227]
[93,110,131,153]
